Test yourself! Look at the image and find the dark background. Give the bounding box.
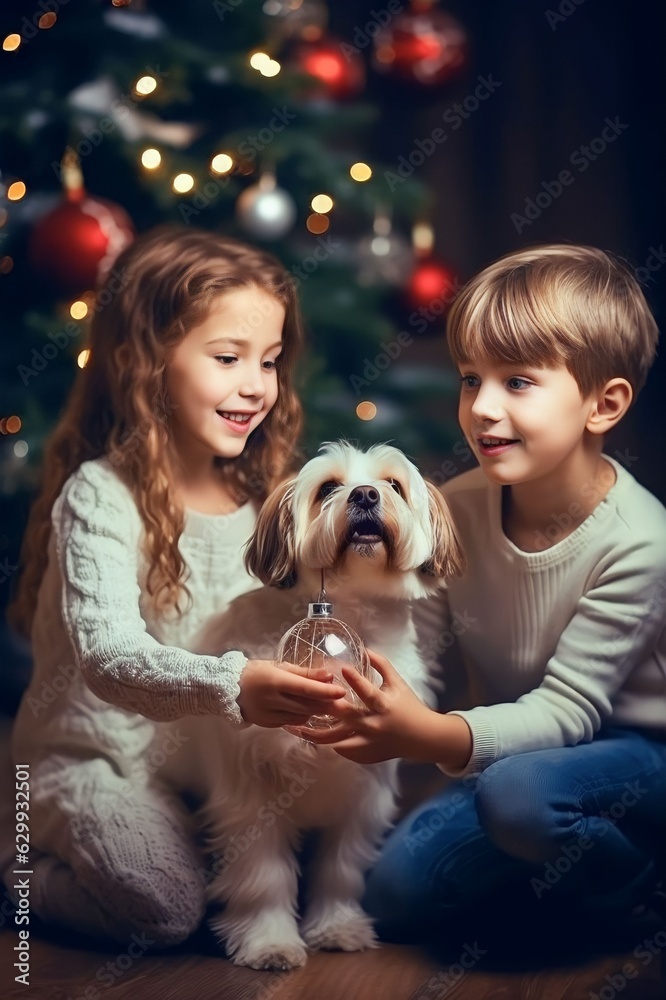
[332,0,666,501]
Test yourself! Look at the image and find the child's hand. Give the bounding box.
[284,649,441,764]
[237,659,347,728]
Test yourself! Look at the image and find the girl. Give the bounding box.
[2,225,346,948]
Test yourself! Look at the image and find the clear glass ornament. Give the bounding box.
[276,599,372,733]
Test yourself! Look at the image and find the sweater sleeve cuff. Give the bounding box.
[200,650,249,726]
[436,709,499,778]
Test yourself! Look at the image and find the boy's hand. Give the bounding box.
[237,659,347,728]
[284,649,441,764]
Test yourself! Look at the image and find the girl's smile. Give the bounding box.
[216,409,260,433]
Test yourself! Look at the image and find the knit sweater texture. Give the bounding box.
[438,455,666,778]
[11,456,259,775]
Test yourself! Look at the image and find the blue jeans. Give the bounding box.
[362,728,666,942]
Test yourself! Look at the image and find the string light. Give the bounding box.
[211,153,233,174]
[0,416,22,434]
[135,75,157,96]
[77,349,91,368]
[0,256,13,274]
[7,181,26,201]
[261,60,281,77]
[38,12,57,28]
[249,52,271,71]
[172,173,194,193]
[2,34,21,52]
[248,52,281,76]
[306,214,329,234]
[141,148,162,169]
[0,208,7,227]
[350,162,372,182]
[356,401,377,421]
[14,441,29,458]
[70,301,88,320]
[412,222,434,256]
[311,194,333,214]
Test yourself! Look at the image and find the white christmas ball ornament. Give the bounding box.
[356,230,414,287]
[236,174,297,240]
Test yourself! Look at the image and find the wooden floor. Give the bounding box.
[1,911,665,1000]
[1,720,664,999]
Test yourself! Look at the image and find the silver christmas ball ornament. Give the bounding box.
[236,174,297,240]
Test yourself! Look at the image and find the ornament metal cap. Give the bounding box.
[61,149,84,202]
[308,602,333,617]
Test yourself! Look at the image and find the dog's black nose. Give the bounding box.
[349,485,380,509]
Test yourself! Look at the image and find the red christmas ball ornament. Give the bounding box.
[405,257,458,316]
[292,35,365,100]
[373,1,467,87]
[28,151,135,297]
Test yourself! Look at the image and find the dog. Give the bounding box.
[173,442,463,970]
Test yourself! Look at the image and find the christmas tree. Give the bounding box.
[0,0,466,525]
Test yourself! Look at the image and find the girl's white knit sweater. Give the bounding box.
[12,457,259,773]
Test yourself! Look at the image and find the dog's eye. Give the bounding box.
[317,480,340,501]
[387,479,404,497]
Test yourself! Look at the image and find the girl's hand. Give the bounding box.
[284,649,444,764]
[236,659,347,728]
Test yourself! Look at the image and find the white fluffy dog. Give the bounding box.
[175,442,463,970]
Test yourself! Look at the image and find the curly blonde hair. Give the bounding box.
[8,225,304,640]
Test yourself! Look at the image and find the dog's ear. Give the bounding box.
[419,481,466,579]
[244,479,298,588]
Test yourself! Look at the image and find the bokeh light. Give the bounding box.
[172,173,194,193]
[350,162,372,182]
[356,401,377,421]
[311,194,333,214]
[141,148,162,169]
[211,153,233,174]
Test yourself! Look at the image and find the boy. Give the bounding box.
[291,244,666,941]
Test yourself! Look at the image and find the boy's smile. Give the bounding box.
[477,435,520,457]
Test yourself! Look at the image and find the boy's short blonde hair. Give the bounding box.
[446,244,659,399]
